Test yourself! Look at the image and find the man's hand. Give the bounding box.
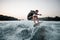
[39,14,42,16]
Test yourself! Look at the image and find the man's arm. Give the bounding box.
[37,14,42,16]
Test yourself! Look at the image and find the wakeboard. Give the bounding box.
[33,22,42,27]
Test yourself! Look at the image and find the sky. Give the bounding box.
[0,0,60,19]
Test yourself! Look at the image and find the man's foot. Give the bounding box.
[33,22,41,27]
[33,23,39,27]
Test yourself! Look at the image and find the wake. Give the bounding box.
[0,20,60,40]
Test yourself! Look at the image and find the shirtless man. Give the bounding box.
[27,10,42,24]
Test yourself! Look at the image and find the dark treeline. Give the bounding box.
[0,15,60,21]
[0,15,18,21]
[39,16,60,21]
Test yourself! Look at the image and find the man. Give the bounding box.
[27,10,42,24]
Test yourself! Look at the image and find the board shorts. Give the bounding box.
[33,14,38,19]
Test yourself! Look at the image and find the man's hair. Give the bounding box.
[35,10,39,12]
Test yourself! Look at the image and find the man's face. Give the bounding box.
[36,11,38,13]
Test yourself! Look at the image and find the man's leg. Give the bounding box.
[33,16,37,24]
[37,17,39,23]
[35,16,39,23]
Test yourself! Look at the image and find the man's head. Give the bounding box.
[35,10,39,13]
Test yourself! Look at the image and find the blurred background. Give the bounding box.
[0,0,60,20]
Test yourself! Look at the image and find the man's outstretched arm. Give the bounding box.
[37,14,42,16]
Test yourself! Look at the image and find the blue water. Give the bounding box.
[0,20,60,40]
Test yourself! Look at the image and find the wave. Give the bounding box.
[0,20,60,40]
